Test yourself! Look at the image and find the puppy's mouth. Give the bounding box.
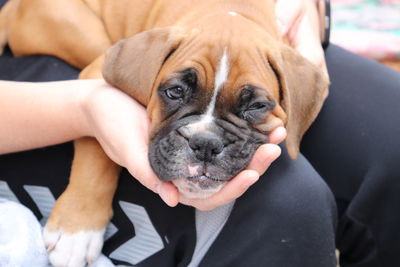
[188,174,224,188]
[149,117,268,199]
[172,175,226,199]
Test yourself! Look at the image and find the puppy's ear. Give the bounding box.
[268,45,329,159]
[102,27,183,106]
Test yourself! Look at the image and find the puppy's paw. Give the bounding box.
[43,187,113,267]
[44,227,105,267]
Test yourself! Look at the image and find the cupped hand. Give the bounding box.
[81,79,163,194]
[82,79,286,210]
[275,0,328,76]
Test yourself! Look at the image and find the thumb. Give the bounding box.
[275,0,304,35]
[124,143,160,192]
[125,146,179,207]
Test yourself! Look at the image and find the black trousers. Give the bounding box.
[302,45,400,267]
[1,28,399,266]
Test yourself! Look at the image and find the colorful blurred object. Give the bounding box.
[331,0,400,61]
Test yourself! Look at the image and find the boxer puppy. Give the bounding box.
[0,0,328,265]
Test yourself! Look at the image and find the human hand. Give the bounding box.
[275,0,328,76]
[81,79,166,195]
[82,79,286,210]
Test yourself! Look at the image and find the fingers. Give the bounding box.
[124,143,180,207]
[246,144,281,176]
[179,170,259,211]
[157,182,180,207]
[268,126,287,145]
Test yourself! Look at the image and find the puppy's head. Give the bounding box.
[103,23,328,199]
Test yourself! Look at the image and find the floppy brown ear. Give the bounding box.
[268,45,329,159]
[102,27,183,106]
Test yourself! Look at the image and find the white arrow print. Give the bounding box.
[1,181,162,265]
[24,185,55,225]
[0,180,20,203]
[23,185,118,240]
[109,201,164,265]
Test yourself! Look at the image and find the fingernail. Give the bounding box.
[273,145,282,157]
[267,145,281,161]
[276,126,286,133]
[245,171,259,187]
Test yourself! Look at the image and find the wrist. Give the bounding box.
[75,79,105,139]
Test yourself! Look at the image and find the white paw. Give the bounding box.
[43,227,105,267]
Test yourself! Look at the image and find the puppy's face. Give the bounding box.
[147,44,284,199]
[103,23,328,199]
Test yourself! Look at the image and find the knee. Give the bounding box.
[245,148,337,226]
[230,149,338,266]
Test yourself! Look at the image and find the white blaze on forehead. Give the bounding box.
[183,49,229,133]
[203,48,229,121]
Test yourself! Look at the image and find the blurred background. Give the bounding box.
[331,0,400,71]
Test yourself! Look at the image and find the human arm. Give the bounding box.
[0,80,91,154]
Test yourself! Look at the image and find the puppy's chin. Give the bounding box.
[172,178,226,199]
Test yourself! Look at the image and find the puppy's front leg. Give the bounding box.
[44,137,120,267]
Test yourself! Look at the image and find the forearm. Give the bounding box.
[0,79,94,154]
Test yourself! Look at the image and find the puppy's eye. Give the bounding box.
[165,86,185,100]
[248,102,268,111]
[240,100,276,122]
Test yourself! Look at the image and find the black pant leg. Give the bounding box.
[302,45,400,267]
[199,148,338,267]
[0,48,79,81]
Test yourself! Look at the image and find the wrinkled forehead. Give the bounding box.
[160,42,280,106]
[214,47,280,107]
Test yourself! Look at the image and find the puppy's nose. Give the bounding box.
[189,132,223,162]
